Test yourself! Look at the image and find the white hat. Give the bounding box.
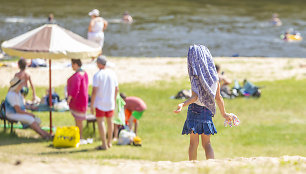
[88,9,100,16]
[9,77,24,91]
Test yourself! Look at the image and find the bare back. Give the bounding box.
[15,70,30,87]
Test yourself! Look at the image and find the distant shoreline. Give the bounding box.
[0,57,305,87]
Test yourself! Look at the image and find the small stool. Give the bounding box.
[86,114,96,134]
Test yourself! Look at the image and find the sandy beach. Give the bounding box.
[1,154,305,174]
[0,57,306,87]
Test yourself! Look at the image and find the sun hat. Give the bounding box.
[88,9,100,16]
[9,77,24,91]
[96,55,107,65]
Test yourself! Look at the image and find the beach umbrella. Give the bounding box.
[1,24,101,133]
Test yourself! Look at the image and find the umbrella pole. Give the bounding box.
[49,59,53,134]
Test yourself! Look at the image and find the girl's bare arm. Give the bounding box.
[215,82,232,121]
[174,91,198,113]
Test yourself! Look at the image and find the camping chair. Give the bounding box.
[0,100,18,134]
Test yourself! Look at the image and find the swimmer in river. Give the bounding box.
[122,11,133,24]
[271,13,282,27]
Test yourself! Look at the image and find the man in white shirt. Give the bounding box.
[91,56,118,150]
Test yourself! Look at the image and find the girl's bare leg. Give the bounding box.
[201,134,214,159]
[189,133,199,160]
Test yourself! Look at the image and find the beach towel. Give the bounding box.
[113,94,126,125]
[187,45,219,114]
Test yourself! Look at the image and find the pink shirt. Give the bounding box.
[67,70,89,112]
[124,97,147,112]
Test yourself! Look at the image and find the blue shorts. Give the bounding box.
[182,103,217,135]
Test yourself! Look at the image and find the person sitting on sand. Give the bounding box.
[29,58,47,67]
[5,77,52,139]
[120,93,147,135]
[122,11,133,23]
[174,44,232,160]
[14,58,37,102]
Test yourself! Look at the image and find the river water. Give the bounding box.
[0,0,306,58]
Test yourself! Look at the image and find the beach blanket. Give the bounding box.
[27,102,69,112]
[187,45,219,114]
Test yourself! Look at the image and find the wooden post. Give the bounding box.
[49,59,53,134]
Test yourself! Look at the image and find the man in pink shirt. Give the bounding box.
[120,93,147,135]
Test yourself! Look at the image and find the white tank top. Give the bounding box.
[92,20,104,33]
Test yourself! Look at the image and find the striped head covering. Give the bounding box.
[187,44,219,114]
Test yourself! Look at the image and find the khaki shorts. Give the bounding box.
[6,113,41,125]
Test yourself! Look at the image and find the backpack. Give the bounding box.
[45,93,60,106]
[232,80,261,98]
[241,80,261,97]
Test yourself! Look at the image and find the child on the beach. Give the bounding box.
[174,45,233,160]
[14,58,37,102]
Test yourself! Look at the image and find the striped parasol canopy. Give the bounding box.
[1,24,101,59]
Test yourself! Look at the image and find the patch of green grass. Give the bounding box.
[0,78,305,161]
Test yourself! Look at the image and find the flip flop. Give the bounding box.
[95,145,107,150]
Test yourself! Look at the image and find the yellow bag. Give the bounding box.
[53,126,80,148]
